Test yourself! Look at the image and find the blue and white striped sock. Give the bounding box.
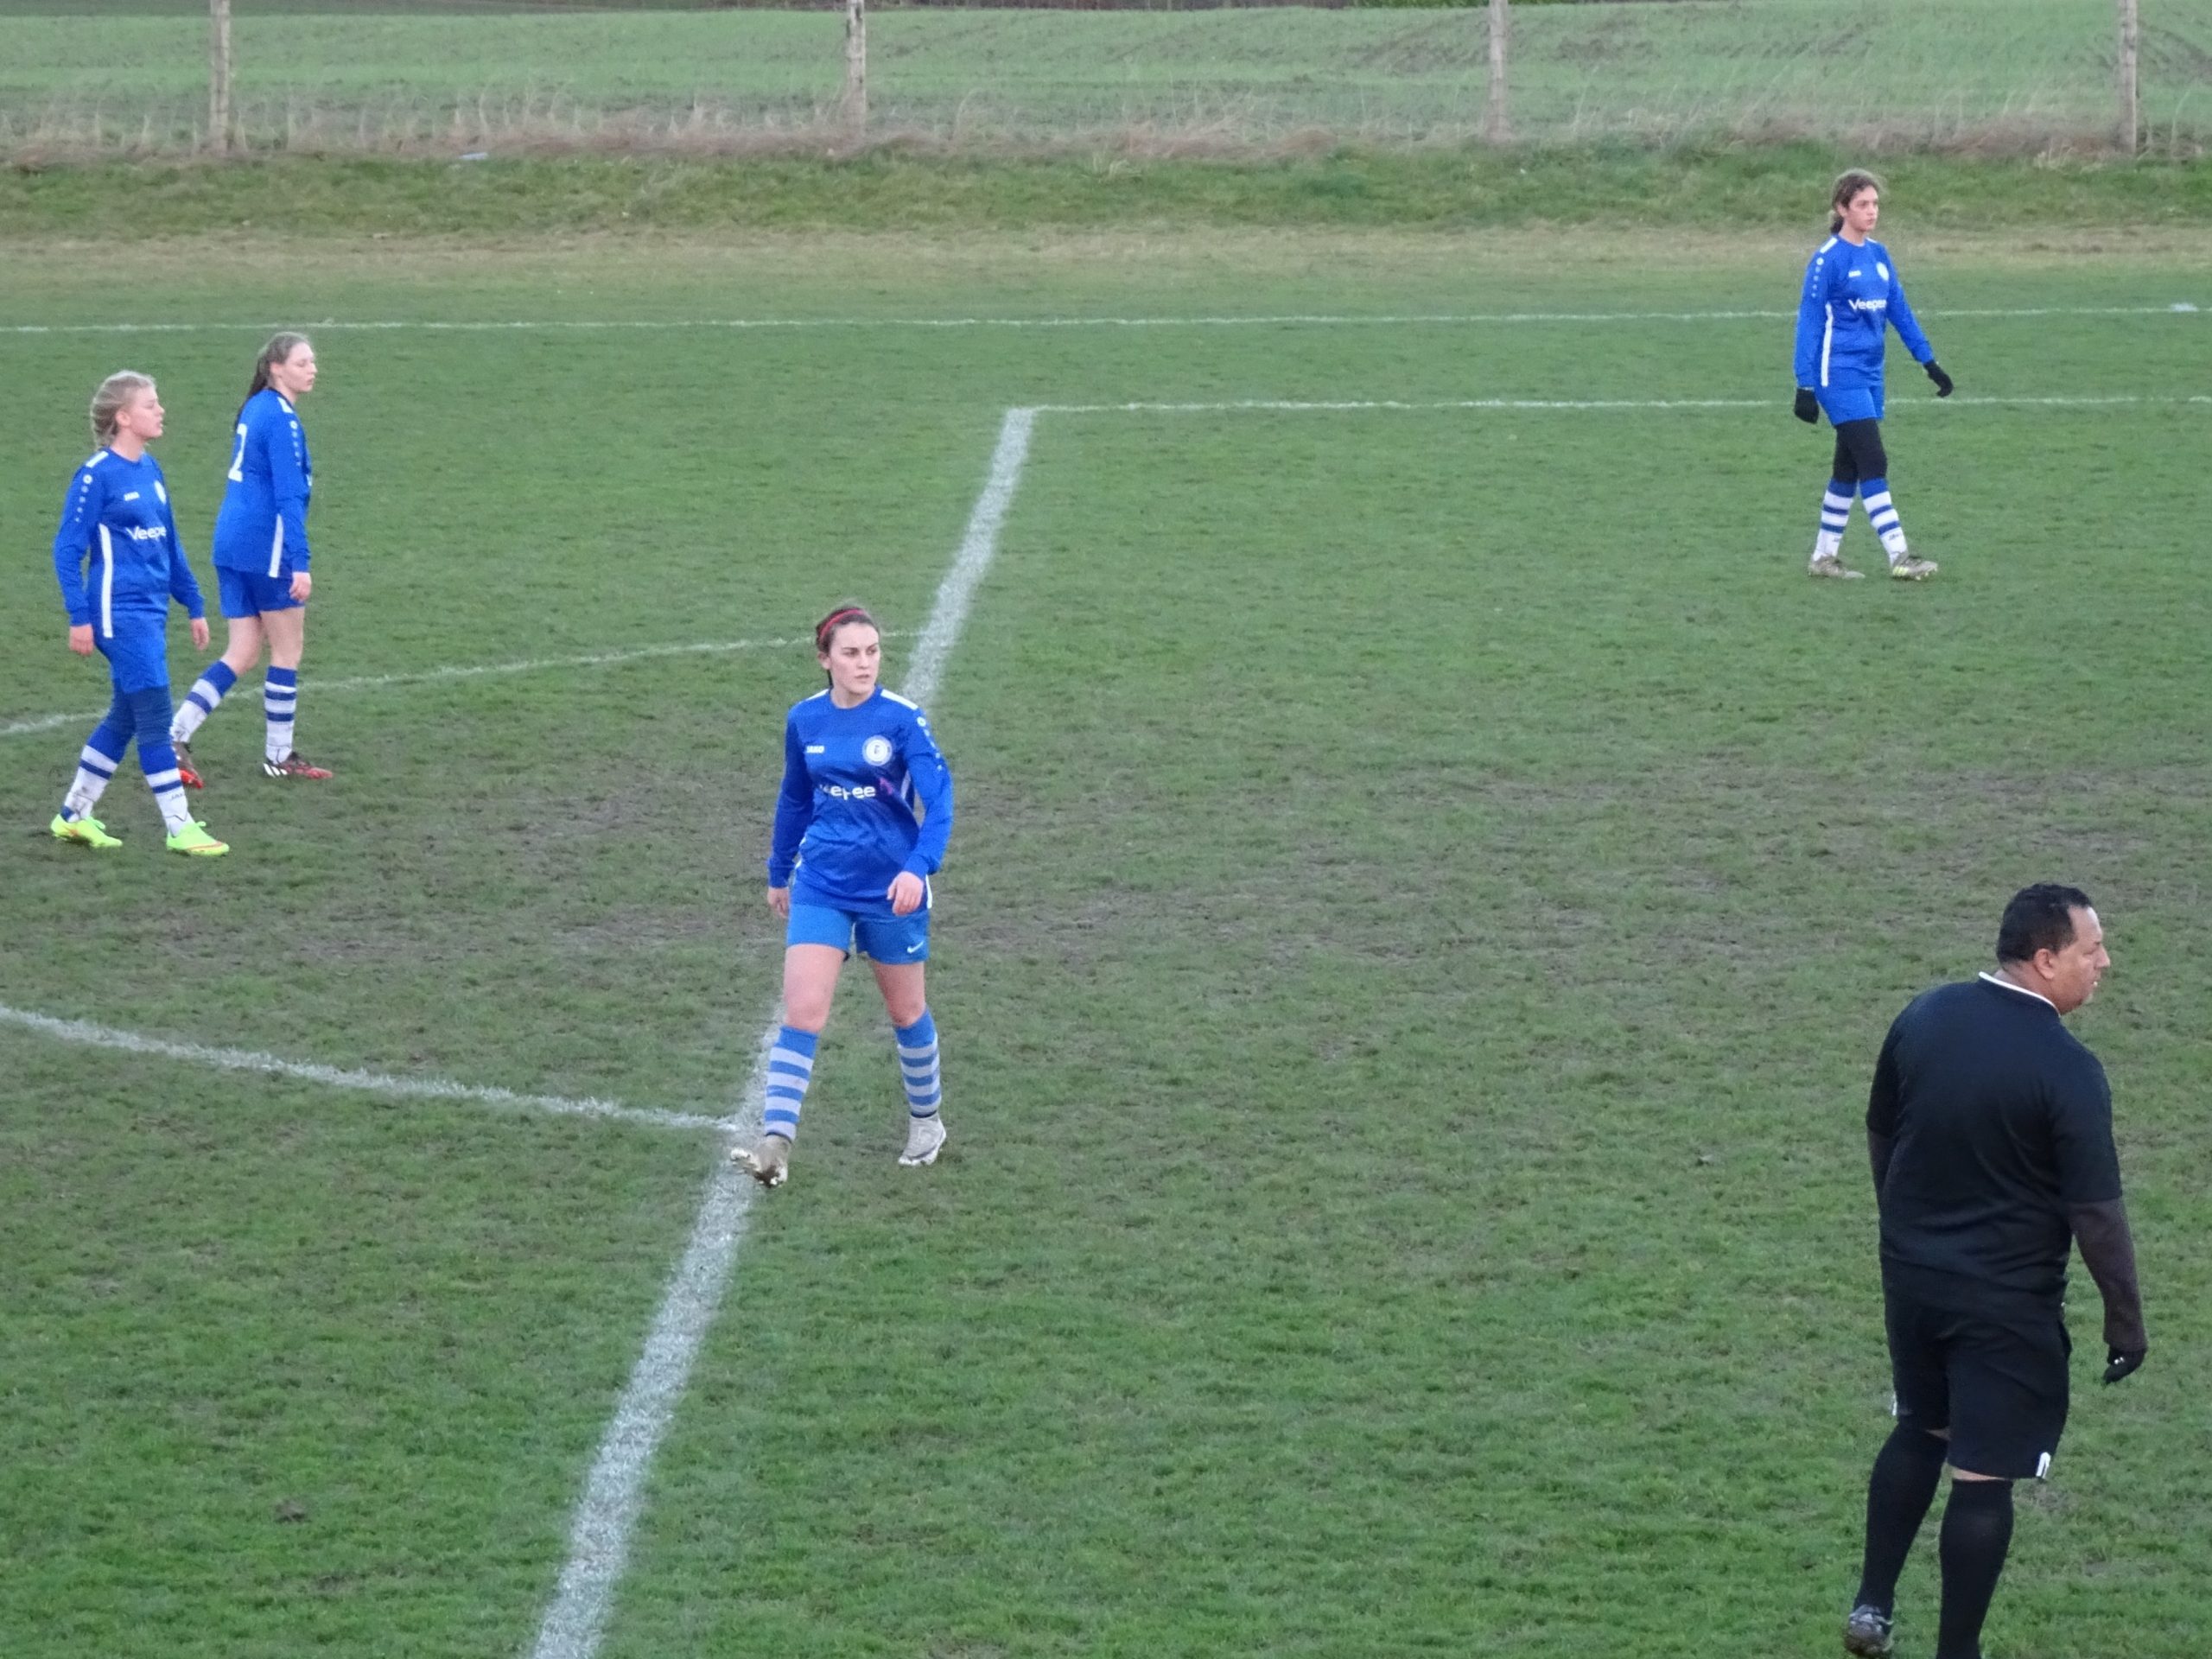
[60,707,130,821]
[895,1011,942,1120]
[762,1025,818,1143]
[1815,479,1853,563]
[172,660,238,744]
[264,667,298,762]
[1861,477,1910,563]
[141,738,194,834]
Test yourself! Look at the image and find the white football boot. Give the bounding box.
[898,1115,947,1168]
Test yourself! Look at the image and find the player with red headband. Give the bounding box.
[735,603,957,1188]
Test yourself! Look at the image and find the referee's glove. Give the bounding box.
[2103,1344,2148,1385]
[1793,387,1820,424]
[1924,360,1955,397]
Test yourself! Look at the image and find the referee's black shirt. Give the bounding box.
[1868,974,2123,1309]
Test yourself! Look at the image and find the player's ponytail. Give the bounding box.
[238,330,313,420]
[89,371,156,447]
[1829,168,1884,234]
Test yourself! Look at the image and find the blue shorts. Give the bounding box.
[218,566,303,620]
[785,884,931,963]
[94,610,172,695]
[1817,384,1885,426]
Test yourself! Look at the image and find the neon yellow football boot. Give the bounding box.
[50,813,122,849]
[165,820,230,858]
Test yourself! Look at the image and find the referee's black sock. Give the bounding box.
[1936,1478,2015,1659]
[1854,1423,1948,1614]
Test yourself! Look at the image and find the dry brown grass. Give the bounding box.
[4,92,2199,167]
[9,122,2197,169]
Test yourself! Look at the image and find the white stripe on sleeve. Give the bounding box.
[99,525,116,638]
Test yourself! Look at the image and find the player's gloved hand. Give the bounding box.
[1793,387,1820,424]
[1924,360,1955,397]
[2102,1344,2147,1385]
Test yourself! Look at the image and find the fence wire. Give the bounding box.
[4,1,2204,158]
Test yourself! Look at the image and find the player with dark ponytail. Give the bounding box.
[1793,169,1953,581]
[170,331,332,782]
[735,604,957,1189]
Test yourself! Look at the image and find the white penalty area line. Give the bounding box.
[526,1029,769,1659]
[0,1002,725,1134]
[3,303,2199,337]
[525,404,1034,1659]
[0,628,845,742]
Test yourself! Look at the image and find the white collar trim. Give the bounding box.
[1979,970,2056,1012]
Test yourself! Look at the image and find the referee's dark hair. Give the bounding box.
[1997,883,2094,964]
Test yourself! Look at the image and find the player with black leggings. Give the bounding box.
[1793,168,1953,581]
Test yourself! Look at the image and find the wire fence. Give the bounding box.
[4,0,2204,161]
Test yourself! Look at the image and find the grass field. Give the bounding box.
[3,223,2209,1658]
[7,0,2211,155]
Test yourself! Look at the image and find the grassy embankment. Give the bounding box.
[4,144,2210,245]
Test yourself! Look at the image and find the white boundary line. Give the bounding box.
[1039,393,2212,415]
[524,404,1036,1659]
[0,1002,721,1133]
[907,409,1036,701]
[0,629,844,742]
[3,303,2199,337]
[527,1029,770,1659]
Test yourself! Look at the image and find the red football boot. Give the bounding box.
[263,753,334,780]
[174,743,206,790]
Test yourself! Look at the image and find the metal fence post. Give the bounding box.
[844,0,868,134]
[209,0,234,154]
[2117,0,2140,154]
[1484,0,1510,144]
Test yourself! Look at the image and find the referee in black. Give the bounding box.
[1843,884,2147,1659]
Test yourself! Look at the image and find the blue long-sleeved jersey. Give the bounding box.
[52,448,203,633]
[212,388,314,576]
[1794,235,1934,391]
[768,687,954,910]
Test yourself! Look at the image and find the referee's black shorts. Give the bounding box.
[1883,1272,2070,1480]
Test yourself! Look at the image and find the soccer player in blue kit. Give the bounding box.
[48,372,229,856]
[1794,170,1954,581]
[736,605,956,1189]
[169,333,332,783]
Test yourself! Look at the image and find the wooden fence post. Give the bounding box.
[209,0,235,155]
[1484,0,1510,144]
[2116,0,2140,154]
[844,0,868,134]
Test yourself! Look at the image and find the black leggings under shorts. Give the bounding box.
[1830,418,1889,488]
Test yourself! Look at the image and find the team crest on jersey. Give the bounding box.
[1877,262,1890,281]
[862,735,893,766]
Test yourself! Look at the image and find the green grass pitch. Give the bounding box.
[2,230,2209,1656]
